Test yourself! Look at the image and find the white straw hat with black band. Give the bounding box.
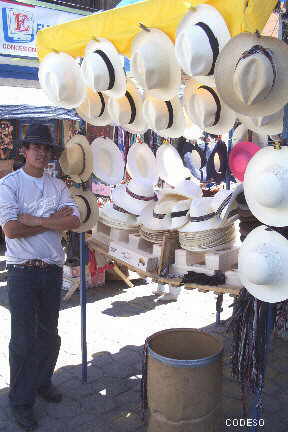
[59,135,93,184]
[76,88,111,127]
[99,202,138,230]
[81,38,126,98]
[156,142,190,186]
[238,108,284,136]
[112,178,157,216]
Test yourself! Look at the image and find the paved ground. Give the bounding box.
[0,256,287,431]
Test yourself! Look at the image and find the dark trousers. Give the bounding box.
[7,265,63,407]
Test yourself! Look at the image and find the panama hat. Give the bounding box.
[139,201,172,231]
[39,52,85,109]
[131,28,181,100]
[178,196,221,233]
[229,141,261,182]
[108,79,146,134]
[126,141,157,184]
[81,38,126,98]
[211,184,243,226]
[69,188,99,233]
[184,80,236,134]
[112,178,157,216]
[175,4,230,85]
[215,33,288,117]
[230,123,268,148]
[238,225,288,303]
[99,202,138,230]
[159,178,202,201]
[59,135,93,184]
[206,140,228,184]
[170,199,192,230]
[76,88,111,126]
[156,142,190,186]
[238,109,284,136]
[90,137,124,185]
[143,96,185,139]
[244,146,288,227]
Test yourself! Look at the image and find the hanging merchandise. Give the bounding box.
[206,140,228,184]
[59,135,93,183]
[69,187,99,233]
[81,38,126,98]
[126,140,157,184]
[155,141,190,186]
[229,141,260,182]
[90,137,124,185]
[131,28,181,101]
[238,108,284,136]
[76,89,111,127]
[229,123,268,148]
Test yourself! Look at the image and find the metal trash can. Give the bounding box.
[146,328,223,432]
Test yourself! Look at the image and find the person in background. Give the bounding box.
[0,124,80,431]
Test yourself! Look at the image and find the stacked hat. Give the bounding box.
[59,135,93,184]
[99,202,138,230]
[112,178,157,216]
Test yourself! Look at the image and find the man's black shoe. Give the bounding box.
[38,385,62,403]
[11,405,38,431]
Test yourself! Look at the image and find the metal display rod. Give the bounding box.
[80,231,88,383]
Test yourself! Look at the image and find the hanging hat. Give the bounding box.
[238,225,288,303]
[184,80,236,134]
[131,28,181,100]
[206,140,228,184]
[59,135,93,184]
[156,142,190,186]
[181,140,209,182]
[69,188,99,233]
[39,52,86,109]
[108,79,146,134]
[90,137,124,185]
[244,146,288,227]
[175,4,230,85]
[229,141,261,182]
[99,202,138,230]
[143,96,185,139]
[230,123,268,148]
[214,33,288,117]
[112,178,157,216]
[238,108,284,136]
[126,141,157,184]
[81,38,126,98]
[76,88,111,126]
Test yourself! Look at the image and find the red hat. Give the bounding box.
[229,141,260,182]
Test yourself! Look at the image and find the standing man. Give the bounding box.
[0,124,80,431]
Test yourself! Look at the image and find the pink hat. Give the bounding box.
[229,141,260,182]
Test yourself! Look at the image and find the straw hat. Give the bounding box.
[238,225,288,303]
[139,200,172,232]
[238,109,284,136]
[156,142,190,186]
[69,187,99,233]
[230,123,268,148]
[178,197,221,233]
[215,33,288,116]
[229,141,261,182]
[170,199,192,230]
[39,52,85,109]
[76,88,111,126]
[112,178,156,216]
[211,184,243,226]
[131,28,181,100]
[90,137,124,185]
[143,95,185,139]
[184,80,236,134]
[59,135,93,183]
[126,141,157,184]
[159,179,202,201]
[244,146,288,227]
[175,4,230,85]
[99,202,138,230]
[81,38,126,98]
[108,79,146,134]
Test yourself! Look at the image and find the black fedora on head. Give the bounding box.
[22,124,56,147]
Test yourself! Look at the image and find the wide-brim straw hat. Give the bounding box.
[99,202,138,230]
[143,95,185,139]
[215,33,288,117]
[108,79,146,134]
[39,52,86,109]
[179,196,221,233]
[159,178,202,201]
[131,28,181,101]
[179,224,235,252]
[76,88,111,126]
[139,201,172,231]
[229,123,268,148]
[229,141,261,182]
[81,38,126,98]
[238,109,284,136]
[156,142,189,186]
[184,80,236,134]
[238,225,288,303]
[59,135,93,183]
[69,187,99,233]
[112,178,157,216]
[126,141,157,184]
[175,4,230,85]
[244,146,288,227]
[90,137,124,185]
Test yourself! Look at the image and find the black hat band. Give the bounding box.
[165,101,174,129]
[76,143,86,177]
[189,193,232,223]
[171,209,189,218]
[94,49,116,91]
[153,211,166,219]
[125,91,137,124]
[199,85,221,126]
[75,194,91,224]
[98,92,106,118]
[195,22,219,76]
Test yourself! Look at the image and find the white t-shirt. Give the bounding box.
[0,169,80,266]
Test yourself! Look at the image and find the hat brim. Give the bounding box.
[112,184,155,216]
[215,33,288,116]
[84,39,126,98]
[100,202,138,228]
[229,141,260,181]
[76,89,111,127]
[231,124,268,148]
[238,226,288,303]
[244,146,288,226]
[127,142,157,183]
[59,135,93,184]
[238,109,284,135]
[139,202,172,231]
[91,137,124,185]
[70,189,99,233]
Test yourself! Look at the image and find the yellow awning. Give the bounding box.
[36,0,277,61]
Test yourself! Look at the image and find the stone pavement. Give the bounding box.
[0,257,287,431]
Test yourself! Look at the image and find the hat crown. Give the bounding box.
[110,94,132,125]
[233,51,274,106]
[245,245,283,285]
[128,179,155,197]
[81,53,110,92]
[24,124,53,146]
[253,168,286,208]
[145,98,171,130]
[79,90,104,119]
[188,87,218,129]
[189,197,214,217]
